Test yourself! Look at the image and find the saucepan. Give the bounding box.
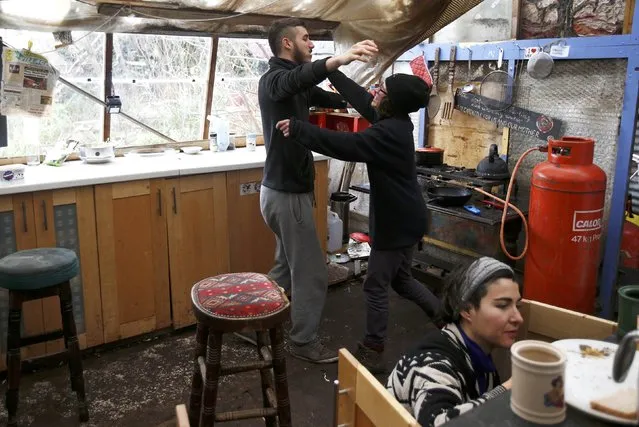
[427,186,473,206]
[415,147,444,166]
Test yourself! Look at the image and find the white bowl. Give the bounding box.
[80,143,114,161]
[181,146,202,155]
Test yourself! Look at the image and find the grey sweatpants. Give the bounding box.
[260,185,328,345]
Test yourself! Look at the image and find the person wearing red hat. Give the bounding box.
[276,71,442,373]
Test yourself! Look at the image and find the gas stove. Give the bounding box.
[416,164,508,188]
[416,163,523,225]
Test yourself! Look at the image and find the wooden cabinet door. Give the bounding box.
[32,188,103,355]
[166,173,230,328]
[95,180,171,343]
[226,161,330,274]
[0,194,41,367]
[226,168,275,274]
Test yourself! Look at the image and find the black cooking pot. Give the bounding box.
[415,147,444,166]
[427,186,473,206]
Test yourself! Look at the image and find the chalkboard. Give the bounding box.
[455,91,563,142]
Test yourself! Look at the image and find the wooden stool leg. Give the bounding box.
[5,291,23,427]
[59,281,89,422]
[256,330,276,427]
[200,331,222,427]
[269,327,291,427]
[188,322,209,427]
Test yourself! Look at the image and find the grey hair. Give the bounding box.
[438,257,515,323]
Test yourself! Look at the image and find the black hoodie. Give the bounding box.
[258,57,346,193]
[287,70,427,250]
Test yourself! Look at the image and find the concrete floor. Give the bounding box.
[0,277,437,427]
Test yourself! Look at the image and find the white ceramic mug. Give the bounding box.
[510,340,567,424]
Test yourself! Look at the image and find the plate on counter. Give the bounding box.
[181,146,202,155]
[125,147,169,158]
[84,156,114,164]
[552,339,638,425]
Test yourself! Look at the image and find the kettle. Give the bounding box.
[476,143,510,180]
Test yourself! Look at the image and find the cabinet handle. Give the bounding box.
[41,200,48,231]
[172,187,177,214]
[21,201,27,233]
[157,189,162,216]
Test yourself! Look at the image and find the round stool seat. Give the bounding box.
[191,272,289,331]
[0,248,79,291]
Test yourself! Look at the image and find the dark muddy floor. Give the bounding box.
[0,277,437,427]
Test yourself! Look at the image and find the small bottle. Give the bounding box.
[209,132,218,152]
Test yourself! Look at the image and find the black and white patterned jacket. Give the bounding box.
[387,323,507,426]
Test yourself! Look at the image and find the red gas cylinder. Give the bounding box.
[524,137,607,314]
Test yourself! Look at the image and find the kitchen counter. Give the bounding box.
[0,146,329,195]
[0,147,331,369]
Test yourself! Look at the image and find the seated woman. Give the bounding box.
[387,257,523,427]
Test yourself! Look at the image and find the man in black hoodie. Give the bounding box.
[276,72,442,373]
[257,17,378,364]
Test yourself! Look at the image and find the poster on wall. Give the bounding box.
[1,46,59,117]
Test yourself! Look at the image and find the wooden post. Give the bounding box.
[623,0,636,34]
[501,127,510,158]
[103,33,114,142]
[511,0,522,39]
[202,37,219,140]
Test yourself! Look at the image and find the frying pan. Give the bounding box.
[427,186,473,206]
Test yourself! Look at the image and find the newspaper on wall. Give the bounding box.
[1,47,59,117]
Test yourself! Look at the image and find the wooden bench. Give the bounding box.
[175,404,189,427]
[493,299,618,379]
[334,348,419,427]
[517,299,617,341]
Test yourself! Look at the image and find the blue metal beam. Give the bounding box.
[601,56,639,318]
[397,44,428,61]
[417,35,639,61]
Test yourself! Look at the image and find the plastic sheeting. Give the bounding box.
[0,0,483,84]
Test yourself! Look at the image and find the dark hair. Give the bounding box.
[268,18,306,57]
[376,97,395,119]
[437,259,516,324]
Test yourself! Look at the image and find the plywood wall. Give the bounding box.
[427,62,506,169]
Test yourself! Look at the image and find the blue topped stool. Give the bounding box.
[0,248,88,426]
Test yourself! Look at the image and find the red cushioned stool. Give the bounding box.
[188,272,291,427]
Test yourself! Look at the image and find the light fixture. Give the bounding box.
[105,95,122,114]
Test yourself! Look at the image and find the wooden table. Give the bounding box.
[445,390,622,426]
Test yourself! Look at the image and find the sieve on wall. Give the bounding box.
[479,48,515,112]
